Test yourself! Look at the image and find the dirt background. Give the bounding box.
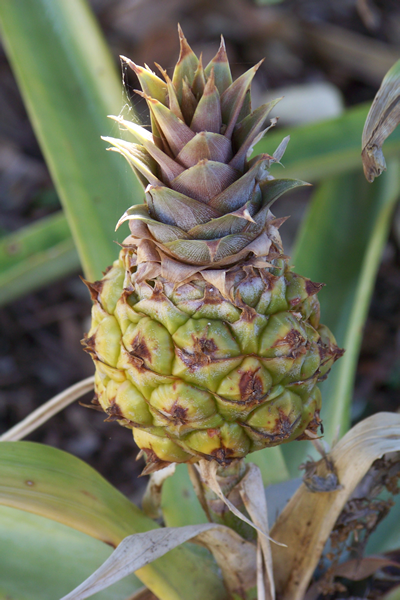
[1,0,400,505]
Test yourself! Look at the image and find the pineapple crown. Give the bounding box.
[103,27,307,289]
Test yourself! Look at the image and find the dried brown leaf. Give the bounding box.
[60,522,257,600]
[240,464,276,600]
[271,412,400,600]
[197,460,283,600]
[362,59,400,182]
[334,555,400,580]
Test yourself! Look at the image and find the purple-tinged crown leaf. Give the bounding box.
[106,28,307,271]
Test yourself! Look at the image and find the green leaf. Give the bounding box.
[162,464,207,527]
[247,447,291,486]
[0,442,226,600]
[383,586,400,600]
[256,103,400,182]
[0,505,141,600]
[282,160,400,475]
[0,212,80,307]
[0,0,143,281]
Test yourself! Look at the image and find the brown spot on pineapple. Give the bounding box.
[81,333,97,358]
[274,329,307,357]
[317,340,345,377]
[168,402,189,425]
[140,449,173,475]
[150,281,165,302]
[126,353,145,369]
[81,278,104,303]
[176,347,210,370]
[333,346,345,360]
[202,285,222,305]
[239,305,258,322]
[178,334,218,370]
[210,446,236,465]
[196,336,218,356]
[130,335,152,363]
[207,428,220,438]
[296,410,322,440]
[259,269,278,290]
[289,296,302,307]
[105,400,124,422]
[305,279,324,296]
[239,369,264,402]
[273,408,298,438]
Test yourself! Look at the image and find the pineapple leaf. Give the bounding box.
[192,55,206,97]
[176,131,233,167]
[190,69,222,134]
[0,441,227,600]
[0,212,80,307]
[171,160,237,202]
[0,506,142,599]
[204,37,232,96]
[221,62,263,138]
[111,117,185,181]
[60,463,273,600]
[141,94,196,154]
[147,186,220,230]
[123,57,168,105]
[172,26,199,98]
[162,464,209,526]
[0,0,143,281]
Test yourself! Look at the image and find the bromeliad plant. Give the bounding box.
[1,2,400,600]
[83,29,343,472]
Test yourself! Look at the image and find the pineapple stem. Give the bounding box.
[188,459,256,541]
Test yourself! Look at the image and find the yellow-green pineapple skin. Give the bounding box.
[84,251,342,468]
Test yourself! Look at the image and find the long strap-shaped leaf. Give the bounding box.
[0,442,226,600]
[0,212,80,306]
[0,0,143,281]
[256,102,400,182]
[281,160,400,475]
[0,505,142,600]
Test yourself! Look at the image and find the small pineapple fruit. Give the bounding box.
[83,28,343,472]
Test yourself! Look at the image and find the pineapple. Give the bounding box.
[83,28,343,473]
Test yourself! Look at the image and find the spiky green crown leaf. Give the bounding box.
[104,27,306,273]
